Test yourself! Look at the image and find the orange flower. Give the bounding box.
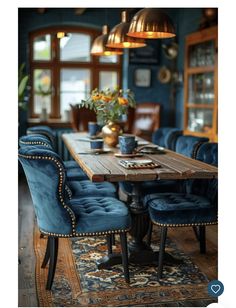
[101,95,112,102]
[118,97,128,105]
[92,94,102,101]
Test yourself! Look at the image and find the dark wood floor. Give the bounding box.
[18,174,217,307]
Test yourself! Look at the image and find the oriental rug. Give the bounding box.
[34,227,216,307]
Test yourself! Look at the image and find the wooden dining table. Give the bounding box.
[62,132,218,268]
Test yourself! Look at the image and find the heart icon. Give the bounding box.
[211,285,221,294]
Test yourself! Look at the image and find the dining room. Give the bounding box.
[17,6,220,307]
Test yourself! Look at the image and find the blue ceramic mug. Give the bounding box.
[88,122,100,137]
[119,135,136,154]
[90,140,103,150]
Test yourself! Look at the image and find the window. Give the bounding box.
[29,27,122,120]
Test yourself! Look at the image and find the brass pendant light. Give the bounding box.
[106,11,146,48]
[127,8,176,39]
[91,25,123,56]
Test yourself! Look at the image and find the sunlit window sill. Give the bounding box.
[28,118,72,128]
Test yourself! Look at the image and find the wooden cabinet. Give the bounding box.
[183,26,218,141]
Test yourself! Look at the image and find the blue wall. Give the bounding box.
[19,8,203,134]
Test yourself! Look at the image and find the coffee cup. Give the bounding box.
[90,140,103,150]
[88,122,100,137]
[119,135,136,154]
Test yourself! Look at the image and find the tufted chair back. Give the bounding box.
[18,146,75,235]
[175,135,209,158]
[152,127,183,150]
[27,125,56,149]
[191,143,218,205]
[19,134,53,149]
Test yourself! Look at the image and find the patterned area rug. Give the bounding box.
[34,227,216,307]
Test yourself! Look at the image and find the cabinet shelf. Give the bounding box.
[184,26,218,142]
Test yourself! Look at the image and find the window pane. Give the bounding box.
[33,34,51,60]
[60,69,91,117]
[33,69,52,114]
[99,55,118,63]
[99,71,118,90]
[189,40,215,67]
[60,33,91,62]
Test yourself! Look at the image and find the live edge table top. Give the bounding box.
[62,132,218,183]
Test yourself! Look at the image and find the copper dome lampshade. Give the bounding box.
[106,11,146,48]
[127,8,176,39]
[91,25,123,56]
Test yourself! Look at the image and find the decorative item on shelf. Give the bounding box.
[199,8,218,30]
[162,42,178,59]
[106,11,146,49]
[81,87,136,147]
[158,66,172,84]
[91,25,123,56]
[127,8,176,39]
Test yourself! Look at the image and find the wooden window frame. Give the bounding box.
[29,26,122,119]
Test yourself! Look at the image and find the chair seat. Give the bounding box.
[144,193,217,226]
[66,168,89,181]
[120,180,181,196]
[69,197,131,233]
[68,180,117,198]
[64,160,79,169]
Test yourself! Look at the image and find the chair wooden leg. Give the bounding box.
[46,237,59,290]
[41,237,50,268]
[192,226,199,241]
[157,226,168,280]
[111,234,116,246]
[119,233,130,283]
[146,222,153,246]
[199,226,206,254]
[106,235,113,255]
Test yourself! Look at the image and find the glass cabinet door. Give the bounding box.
[189,40,215,67]
[187,108,213,133]
[188,72,214,104]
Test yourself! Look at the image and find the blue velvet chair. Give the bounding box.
[19,135,117,198]
[27,125,80,170]
[175,135,209,158]
[19,146,131,289]
[152,127,183,150]
[143,142,218,280]
[27,125,56,148]
[20,134,88,182]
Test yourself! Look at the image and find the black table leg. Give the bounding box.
[96,182,182,269]
[128,182,182,266]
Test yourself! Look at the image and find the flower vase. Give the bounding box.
[102,121,122,147]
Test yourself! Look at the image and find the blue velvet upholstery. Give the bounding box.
[175,135,209,158]
[18,146,131,236]
[19,134,52,149]
[19,134,88,181]
[69,197,130,233]
[68,181,117,198]
[27,125,56,148]
[144,193,217,225]
[152,127,183,150]
[19,136,114,198]
[144,142,218,227]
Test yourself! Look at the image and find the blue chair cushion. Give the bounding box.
[68,180,117,198]
[66,168,89,181]
[196,142,218,166]
[69,197,131,233]
[175,136,209,158]
[144,193,217,225]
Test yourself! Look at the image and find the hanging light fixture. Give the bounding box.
[127,8,176,39]
[106,11,146,48]
[91,25,123,56]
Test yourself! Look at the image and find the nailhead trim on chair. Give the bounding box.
[151,220,218,227]
[19,140,50,147]
[19,153,130,238]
